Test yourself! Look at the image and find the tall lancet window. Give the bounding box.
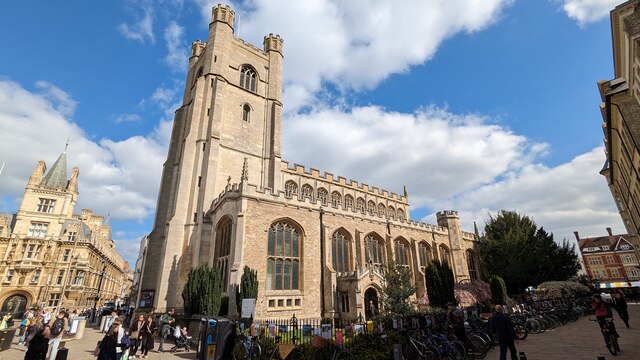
[214,218,233,293]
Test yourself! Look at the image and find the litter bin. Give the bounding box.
[197,317,236,360]
[0,329,15,351]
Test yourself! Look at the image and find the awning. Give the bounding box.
[599,281,640,288]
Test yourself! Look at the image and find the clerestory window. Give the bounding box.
[332,230,351,273]
[284,181,298,198]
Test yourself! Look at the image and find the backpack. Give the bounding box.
[51,318,65,336]
[121,334,132,349]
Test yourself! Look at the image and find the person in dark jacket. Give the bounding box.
[139,315,157,358]
[490,305,518,360]
[24,324,49,360]
[98,323,121,360]
[613,291,630,328]
[129,315,145,358]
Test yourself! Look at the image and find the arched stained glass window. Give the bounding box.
[240,66,257,92]
[215,218,233,292]
[378,204,386,217]
[394,239,410,267]
[267,221,302,290]
[367,200,376,215]
[440,245,450,266]
[356,198,365,213]
[332,230,351,273]
[418,242,431,270]
[364,234,384,266]
[467,249,479,281]
[397,208,406,221]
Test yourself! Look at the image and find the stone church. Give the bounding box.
[139,4,480,322]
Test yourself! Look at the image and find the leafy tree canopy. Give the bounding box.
[479,210,580,295]
[382,262,416,317]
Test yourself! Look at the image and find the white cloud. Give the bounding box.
[118,2,156,43]
[115,113,142,124]
[195,0,512,112]
[0,80,167,221]
[426,146,625,244]
[164,21,188,72]
[283,104,547,207]
[558,0,625,26]
[34,81,77,117]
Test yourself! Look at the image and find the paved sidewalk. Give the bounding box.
[485,304,640,360]
[0,323,197,360]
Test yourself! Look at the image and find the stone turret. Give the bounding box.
[212,4,235,30]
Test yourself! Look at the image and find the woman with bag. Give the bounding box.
[139,315,156,359]
[129,315,145,359]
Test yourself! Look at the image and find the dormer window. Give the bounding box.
[240,66,257,92]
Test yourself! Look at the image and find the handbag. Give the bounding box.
[130,330,139,339]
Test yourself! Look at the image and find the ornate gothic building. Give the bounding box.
[139,4,480,322]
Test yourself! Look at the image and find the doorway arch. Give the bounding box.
[364,287,379,320]
[1,294,28,318]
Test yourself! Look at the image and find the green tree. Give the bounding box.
[425,260,455,308]
[382,263,416,317]
[182,264,222,316]
[479,210,580,295]
[490,276,508,305]
[236,266,259,316]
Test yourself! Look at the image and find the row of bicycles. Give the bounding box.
[233,298,600,360]
[404,299,595,359]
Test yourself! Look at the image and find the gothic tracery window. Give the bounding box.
[378,204,386,217]
[267,221,301,291]
[215,218,233,293]
[367,200,376,215]
[331,191,341,207]
[284,180,298,198]
[466,249,479,281]
[388,206,395,220]
[394,239,410,268]
[332,230,351,273]
[317,188,328,205]
[440,245,450,266]
[301,184,313,200]
[356,197,365,213]
[364,234,384,269]
[240,66,257,92]
[418,242,432,270]
[344,195,354,210]
[397,208,406,221]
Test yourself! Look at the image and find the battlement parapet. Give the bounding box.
[191,40,207,58]
[282,160,407,202]
[264,33,284,53]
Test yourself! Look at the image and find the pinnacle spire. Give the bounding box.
[41,143,69,190]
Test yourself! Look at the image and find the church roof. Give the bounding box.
[41,151,68,190]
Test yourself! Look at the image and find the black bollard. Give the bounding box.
[519,352,527,360]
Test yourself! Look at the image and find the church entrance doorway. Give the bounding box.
[364,287,379,320]
[1,294,28,319]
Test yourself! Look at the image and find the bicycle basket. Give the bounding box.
[278,343,297,358]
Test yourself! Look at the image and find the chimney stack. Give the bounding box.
[606,227,613,236]
[573,231,580,242]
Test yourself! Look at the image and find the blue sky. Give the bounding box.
[0,0,629,265]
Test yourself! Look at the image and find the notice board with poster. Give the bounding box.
[139,290,155,308]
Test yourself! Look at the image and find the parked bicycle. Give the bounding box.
[310,335,354,360]
[265,335,306,360]
[233,330,261,360]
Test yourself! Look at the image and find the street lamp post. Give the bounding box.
[93,258,107,323]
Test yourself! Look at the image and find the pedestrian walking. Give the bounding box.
[446,302,468,346]
[490,305,518,360]
[139,315,157,358]
[129,315,145,358]
[158,309,175,352]
[47,310,68,360]
[613,291,630,328]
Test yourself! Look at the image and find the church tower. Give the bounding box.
[141,4,284,310]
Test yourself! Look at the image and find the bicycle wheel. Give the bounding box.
[288,349,306,360]
[233,341,247,360]
[513,323,528,341]
[335,350,355,360]
[447,340,467,360]
[611,335,621,352]
[606,333,617,356]
[249,342,262,360]
[467,334,488,359]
